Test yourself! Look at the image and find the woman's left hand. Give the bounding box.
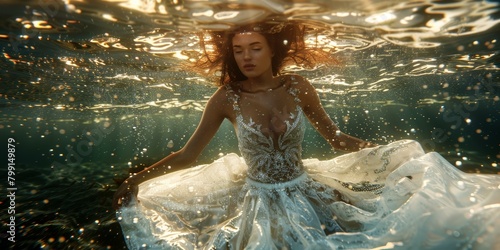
[113,180,139,210]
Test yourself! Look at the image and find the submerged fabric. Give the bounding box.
[117,140,500,250]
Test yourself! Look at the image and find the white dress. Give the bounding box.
[117,78,500,249]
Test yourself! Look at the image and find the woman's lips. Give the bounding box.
[243,64,256,70]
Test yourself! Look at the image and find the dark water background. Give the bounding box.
[0,0,499,249]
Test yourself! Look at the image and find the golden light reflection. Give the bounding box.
[102,14,118,22]
[214,11,239,20]
[192,10,214,17]
[59,57,80,67]
[32,20,53,29]
[365,11,396,24]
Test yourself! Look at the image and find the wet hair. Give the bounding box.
[194,21,334,86]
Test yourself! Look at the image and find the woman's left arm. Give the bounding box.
[294,75,377,152]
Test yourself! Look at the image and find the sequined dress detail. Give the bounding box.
[226,77,305,183]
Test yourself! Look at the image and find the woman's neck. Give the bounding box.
[240,73,280,93]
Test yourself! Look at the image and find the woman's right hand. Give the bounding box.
[113,180,139,210]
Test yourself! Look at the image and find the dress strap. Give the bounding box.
[225,84,241,115]
[287,76,301,104]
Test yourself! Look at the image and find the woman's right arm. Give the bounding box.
[113,87,230,209]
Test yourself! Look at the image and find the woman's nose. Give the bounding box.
[243,50,251,60]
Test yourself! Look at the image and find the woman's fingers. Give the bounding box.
[113,183,138,209]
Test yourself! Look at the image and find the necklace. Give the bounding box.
[239,77,285,93]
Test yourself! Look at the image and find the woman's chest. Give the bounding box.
[238,95,300,138]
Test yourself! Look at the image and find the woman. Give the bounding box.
[114,22,500,249]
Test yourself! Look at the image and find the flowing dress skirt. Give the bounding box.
[117,140,500,249]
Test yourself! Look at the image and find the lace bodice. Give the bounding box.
[226,76,306,183]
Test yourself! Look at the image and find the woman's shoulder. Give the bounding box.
[211,84,234,101]
[209,84,242,109]
[204,86,236,118]
[279,74,314,91]
[280,74,319,109]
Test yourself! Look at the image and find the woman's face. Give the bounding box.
[232,32,273,79]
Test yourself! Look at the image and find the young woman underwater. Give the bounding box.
[113,21,500,249]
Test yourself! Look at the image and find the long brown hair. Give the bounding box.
[194,21,335,86]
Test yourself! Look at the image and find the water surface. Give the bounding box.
[0,0,499,249]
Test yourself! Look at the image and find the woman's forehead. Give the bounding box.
[232,32,267,45]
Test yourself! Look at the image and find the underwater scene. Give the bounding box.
[0,0,499,249]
